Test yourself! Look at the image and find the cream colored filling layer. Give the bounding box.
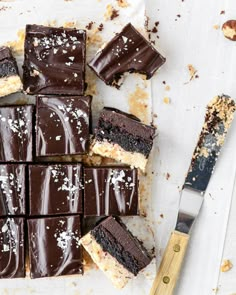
[92,140,148,172]
[0,75,22,97]
[81,233,134,289]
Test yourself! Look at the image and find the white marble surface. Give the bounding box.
[0,0,236,294]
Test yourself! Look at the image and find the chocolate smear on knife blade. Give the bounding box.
[184,95,235,193]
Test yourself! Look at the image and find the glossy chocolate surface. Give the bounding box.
[91,216,151,275]
[0,218,25,278]
[0,105,34,162]
[95,107,156,156]
[28,215,83,278]
[29,164,83,216]
[36,96,91,157]
[23,25,86,95]
[84,166,138,216]
[89,23,166,87]
[0,47,19,78]
[0,164,26,216]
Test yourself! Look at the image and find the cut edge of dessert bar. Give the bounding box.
[91,107,156,172]
[0,46,22,98]
[80,216,152,289]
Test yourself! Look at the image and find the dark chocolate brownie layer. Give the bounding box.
[0,47,19,78]
[91,217,151,275]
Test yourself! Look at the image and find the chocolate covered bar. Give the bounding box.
[88,23,165,87]
[0,218,25,278]
[23,25,86,95]
[0,105,34,162]
[81,216,151,289]
[36,95,91,157]
[28,215,83,278]
[0,164,26,216]
[84,167,138,216]
[92,107,156,171]
[0,47,22,98]
[29,164,83,216]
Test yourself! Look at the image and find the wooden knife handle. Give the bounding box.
[150,230,190,295]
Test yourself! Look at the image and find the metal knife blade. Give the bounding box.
[176,94,235,234]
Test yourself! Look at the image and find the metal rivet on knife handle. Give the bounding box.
[163,276,170,284]
[173,244,180,252]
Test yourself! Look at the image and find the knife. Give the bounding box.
[150,95,236,295]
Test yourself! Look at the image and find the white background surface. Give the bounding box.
[0,0,236,295]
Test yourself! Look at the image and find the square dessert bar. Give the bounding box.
[84,166,139,216]
[81,216,151,289]
[0,164,26,216]
[92,108,156,171]
[88,23,166,88]
[0,218,25,278]
[0,46,22,98]
[28,215,83,278]
[23,25,86,95]
[29,164,83,216]
[36,96,92,157]
[0,105,34,162]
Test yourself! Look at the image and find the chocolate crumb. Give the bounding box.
[86,21,94,30]
[152,27,158,33]
[160,214,164,218]
[155,21,159,27]
[110,8,119,20]
[162,81,166,85]
[166,173,170,180]
[177,14,181,18]
[195,74,199,79]
[220,10,225,15]
[98,23,104,31]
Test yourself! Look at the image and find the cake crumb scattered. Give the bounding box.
[87,28,103,45]
[6,29,25,55]
[163,97,170,104]
[104,4,119,21]
[166,173,170,180]
[187,64,198,81]
[116,0,129,8]
[63,21,77,28]
[165,85,170,91]
[221,259,233,272]
[213,24,220,30]
[128,86,149,123]
[86,21,94,30]
[160,214,164,218]
[220,10,225,15]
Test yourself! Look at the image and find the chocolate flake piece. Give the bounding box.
[0,164,26,216]
[84,166,138,216]
[28,215,83,278]
[23,25,86,95]
[0,218,25,278]
[36,95,92,157]
[0,46,22,98]
[29,164,83,216]
[184,95,235,192]
[88,23,166,88]
[81,216,151,289]
[0,105,34,162]
[92,107,156,171]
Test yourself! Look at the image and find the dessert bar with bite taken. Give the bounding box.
[27,215,83,278]
[81,216,152,289]
[88,23,166,88]
[0,46,22,98]
[84,166,139,216]
[0,164,26,216]
[23,25,86,95]
[0,218,25,278]
[0,105,34,162]
[36,95,92,157]
[28,164,83,216]
[92,107,156,171]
